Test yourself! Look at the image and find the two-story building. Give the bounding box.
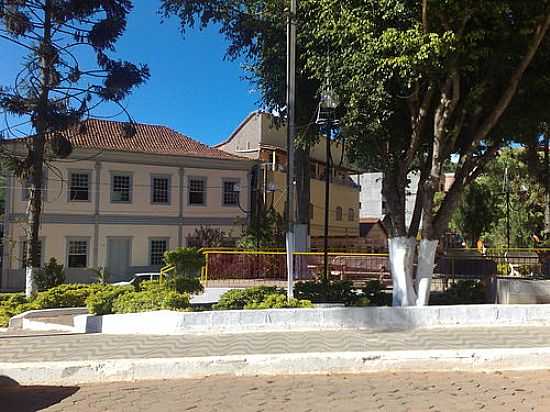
[216,112,361,240]
[1,119,253,290]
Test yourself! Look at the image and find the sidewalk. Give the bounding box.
[2,326,550,385]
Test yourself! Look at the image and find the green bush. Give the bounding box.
[33,284,106,309]
[112,288,190,314]
[163,247,205,277]
[294,280,360,305]
[167,276,204,295]
[85,286,133,315]
[34,258,65,290]
[0,295,39,327]
[362,280,392,306]
[244,293,313,310]
[213,286,282,310]
[429,280,487,305]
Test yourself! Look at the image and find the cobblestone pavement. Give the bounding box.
[2,370,550,411]
[2,326,550,363]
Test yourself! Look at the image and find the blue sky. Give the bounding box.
[0,2,259,146]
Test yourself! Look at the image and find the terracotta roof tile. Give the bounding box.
[56,119,244,160]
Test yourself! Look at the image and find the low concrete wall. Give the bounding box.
[73,304,550,335]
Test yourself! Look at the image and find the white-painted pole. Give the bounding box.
[286,0,297,299]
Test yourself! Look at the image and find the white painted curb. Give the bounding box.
[2,348,550,385]
[71,304,550,335]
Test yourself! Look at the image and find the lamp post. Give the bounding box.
[316,85,339,295]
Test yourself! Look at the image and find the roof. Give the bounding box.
[42,119,246,161]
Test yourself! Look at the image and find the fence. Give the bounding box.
[201,248,550,290]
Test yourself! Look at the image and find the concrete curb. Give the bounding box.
[2,347,550,385]
[71,304,550,335]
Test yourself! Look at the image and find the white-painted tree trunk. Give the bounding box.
[415,239,438,306]
[25,266,38,298]
[388,237,417,306]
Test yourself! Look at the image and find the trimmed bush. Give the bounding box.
[112,288,190,314]
[0,295,39,327]
[362,280,392,306]
[212,286,282,310]
[168,276,204,295]
[32,284,106,309]
[85,286,133,315]
[429,280,487,305]
[244,293,313,310]
[34,258,65,290]
[163,247,205,277]
[294,280,360,305]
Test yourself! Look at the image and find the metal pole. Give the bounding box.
[505,167,510,249]
[286,0,297,299]
[323,120,331,288]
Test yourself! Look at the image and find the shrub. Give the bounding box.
[163,247,205,278]
[85,286,133,315]
[244,293,313,310]
[90,267,111,284]
[167,276,204,295]
[112,288,190,314]
[32,284,106,309]
[429,280,487,305]
[351,296,371,307]
[362,280,392,306]
[212,286,282,310]
[34,258,65,290]
[294,280,360,305]
[0,295,39,327]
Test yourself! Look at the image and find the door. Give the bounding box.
[106,238,131,281]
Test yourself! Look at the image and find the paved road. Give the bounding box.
[1,371,550,411]
[2,326,550,362]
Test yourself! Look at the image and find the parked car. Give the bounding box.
[112,273,161,287]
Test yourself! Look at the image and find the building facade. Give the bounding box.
[216,112,361,238]
[1,120,253,291]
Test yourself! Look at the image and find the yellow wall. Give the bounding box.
[269,171,359,237]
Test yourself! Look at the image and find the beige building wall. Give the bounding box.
[2,150,252,291]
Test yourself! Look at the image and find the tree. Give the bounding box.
[301,0,550,305]
[449,179,497,248]
[0,1,149,296]
[161,0,320,237]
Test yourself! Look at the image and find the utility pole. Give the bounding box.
[286,0,297,299]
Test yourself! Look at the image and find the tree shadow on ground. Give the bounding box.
[0,376,79,412]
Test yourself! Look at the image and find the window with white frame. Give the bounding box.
[67,239,88,268]
[69,172,90,201]
[348,208,355,222]
[111,174,132,202]
[189,177,206,205]
[20,240,43,268]
[223,180,239,206]
[335,206,343,221]
[151,176,170,204]
[150,239,168,265]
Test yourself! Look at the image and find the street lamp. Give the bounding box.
[316,83,340,292]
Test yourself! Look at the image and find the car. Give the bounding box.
[112,272,161,287]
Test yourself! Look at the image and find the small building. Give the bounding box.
[216,112,361,240]
[1,119,254,291]
[359,218,388,252]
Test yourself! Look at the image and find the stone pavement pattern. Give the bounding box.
[2,326,550,362]
[2,371,550,411]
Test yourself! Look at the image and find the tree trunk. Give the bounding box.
[415,239,438,306]
[388,236,417,306]
[25,157,44,297]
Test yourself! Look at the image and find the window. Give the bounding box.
[68,239,88,268]
[223,180,239,206]
[20,240,43,268]
[335,206,343,221]
[111,174,132,203]
[69,172,90,201]
[189,177,206,205]
[150,239,168,266]
[348,208,355,222]
[151,175,170,204]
